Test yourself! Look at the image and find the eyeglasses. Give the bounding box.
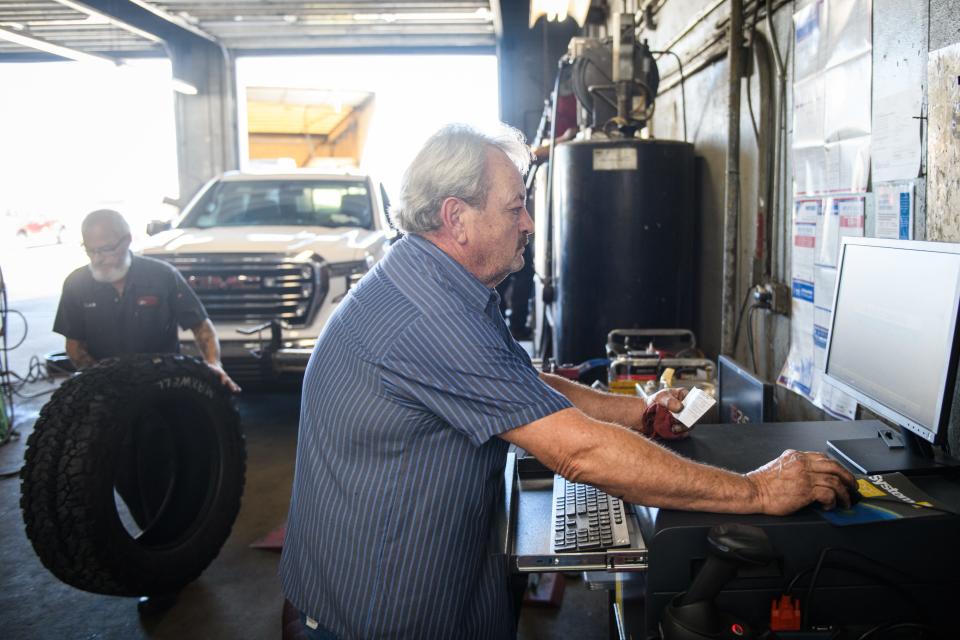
[83,237,128,257]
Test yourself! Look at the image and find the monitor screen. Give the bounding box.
[718,355,773,424]
[824,238,960,444]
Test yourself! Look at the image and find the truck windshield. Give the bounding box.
[179,179,374,229]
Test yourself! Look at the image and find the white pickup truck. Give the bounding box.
[141,170,392,381]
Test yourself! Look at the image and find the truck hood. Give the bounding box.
[140,226,385,262]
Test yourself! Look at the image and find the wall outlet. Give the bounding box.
[753,281,791,316]
[762,281,791,316]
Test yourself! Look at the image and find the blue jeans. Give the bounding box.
[299,613,339,640]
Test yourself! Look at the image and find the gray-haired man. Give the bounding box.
[280,124,855,639]
[54,208,239,393]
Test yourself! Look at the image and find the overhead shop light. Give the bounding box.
[0,26,119,67]
[0,26,197,95]
[529,0,591,27]
[272,7,492,26]
[170,77,198,95]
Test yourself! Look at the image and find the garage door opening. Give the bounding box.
[0,58,179,248]
[236,54,500,200]
[0,58,179,307]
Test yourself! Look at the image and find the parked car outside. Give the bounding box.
[141,170,393,381]
[16,217,66,245]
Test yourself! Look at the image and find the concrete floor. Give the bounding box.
[0,386,301,639]
[0,242,610,640]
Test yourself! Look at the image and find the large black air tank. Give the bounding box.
[551,138,696,364]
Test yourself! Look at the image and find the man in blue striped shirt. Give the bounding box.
[280,124,856,639]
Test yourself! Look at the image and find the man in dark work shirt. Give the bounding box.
[54,208,239,393]
[53,208,240,615]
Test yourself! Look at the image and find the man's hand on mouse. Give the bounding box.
[746,449,857,515]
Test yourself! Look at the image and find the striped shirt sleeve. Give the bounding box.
[380,310,572,446]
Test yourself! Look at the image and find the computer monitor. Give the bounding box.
[823,237,960,474]
[717,355,774,424]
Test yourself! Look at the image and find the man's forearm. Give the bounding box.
[503,408,757,513]
[65,338,96,369]
[191,319,221,365]
[540,372,646,428]
[190,319,241,393]
[572,419,756,511]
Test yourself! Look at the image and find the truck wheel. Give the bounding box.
[20,354,245,596]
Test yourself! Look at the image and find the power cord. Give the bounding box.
[6,355,62,398]
[745,0,763,143]
[0,261,15,447]
[0,263,65,456]
[732,288,753,355]
[732,285,766,373]
[651,49,688,143]
[746,304,761,373]
[785,547,929,630]
[857,622,939,640]
[1,308,27,351]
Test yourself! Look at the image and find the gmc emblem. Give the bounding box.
[188,274,261,290]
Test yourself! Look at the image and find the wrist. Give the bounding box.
[614,394,647,429]
[740,472,764,513]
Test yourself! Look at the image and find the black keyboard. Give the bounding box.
[551,475,631,552]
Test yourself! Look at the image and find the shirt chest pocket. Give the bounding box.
[132,294,172,332]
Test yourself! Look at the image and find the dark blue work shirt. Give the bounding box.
[280,234,572,639]
[53,254,207,359]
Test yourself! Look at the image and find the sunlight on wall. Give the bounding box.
[0,59,179,243]
[0,54,499,247]
[235,55,501,202]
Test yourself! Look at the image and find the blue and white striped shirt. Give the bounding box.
[280,234,572,639]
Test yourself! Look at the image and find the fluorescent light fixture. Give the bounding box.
[171,77,198,95]
[0,26,199,96]
[343,12,490,24]
[529,0,591,28]
[0,26,119,66]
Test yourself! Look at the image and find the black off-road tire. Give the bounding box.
[20,354,245,596]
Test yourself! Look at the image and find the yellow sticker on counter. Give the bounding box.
[856,478,886,498]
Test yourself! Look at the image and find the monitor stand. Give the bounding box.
[827,422,960,475]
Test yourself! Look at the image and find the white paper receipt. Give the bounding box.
[670,387,716,428]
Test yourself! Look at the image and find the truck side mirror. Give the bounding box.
[146,220,172,236]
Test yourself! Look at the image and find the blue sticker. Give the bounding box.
[792,280,815,303]
[814,325,829,348]
[899,192,910,240]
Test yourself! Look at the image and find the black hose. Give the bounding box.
[539,58,571,360]
[652,50,688,143]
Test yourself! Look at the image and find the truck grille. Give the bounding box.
[158,254,327,325]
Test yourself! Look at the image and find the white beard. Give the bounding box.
[89,251,132,283]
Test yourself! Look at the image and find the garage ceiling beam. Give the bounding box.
[76,0,220,48]
[49,0,164,44]
[123,0,218,43]
[490,0,504,38]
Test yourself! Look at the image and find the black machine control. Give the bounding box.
[660,524,775,640]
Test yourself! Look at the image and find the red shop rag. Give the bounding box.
[639,403,692,440]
